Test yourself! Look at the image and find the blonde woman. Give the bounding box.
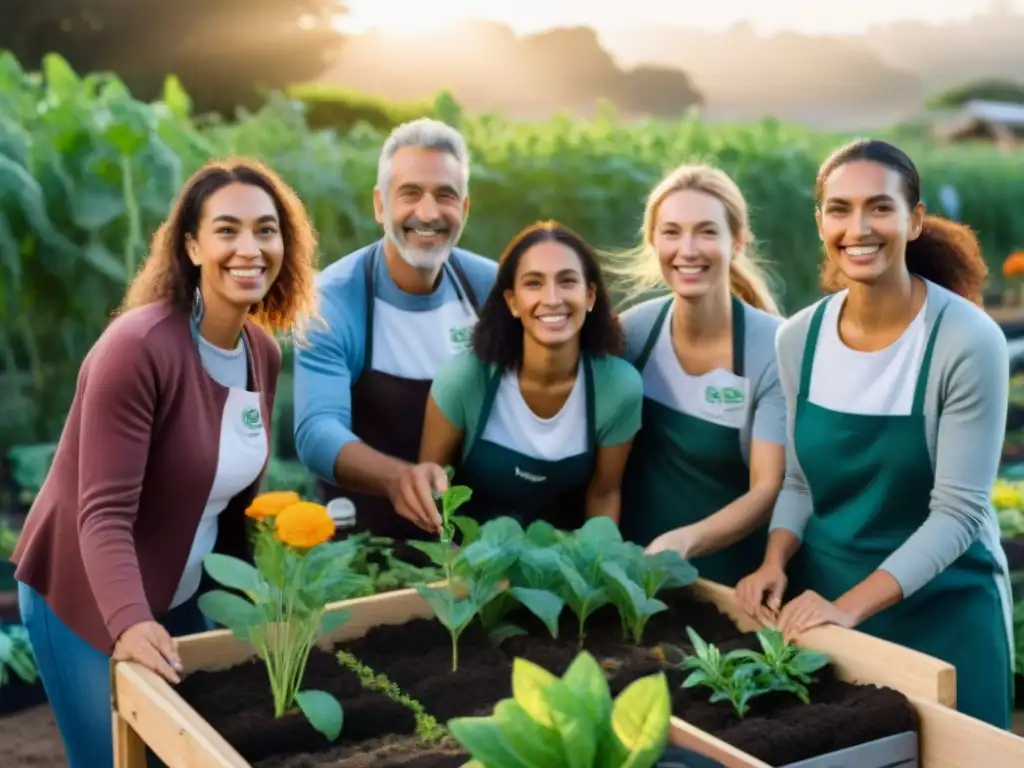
[614,164,786,587]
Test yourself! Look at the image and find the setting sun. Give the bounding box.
[336,0,483,36]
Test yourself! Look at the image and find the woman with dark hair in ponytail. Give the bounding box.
[736,139,1013,728]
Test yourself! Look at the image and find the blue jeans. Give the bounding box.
[18,582,211,768]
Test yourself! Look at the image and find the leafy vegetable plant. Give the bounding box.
[448,651,671,768]
[669,626,830,718]
[0,624,38,690]
[197,492,370,741]
[411,469,499,671]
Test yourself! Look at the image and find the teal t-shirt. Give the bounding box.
[431,351,644,462]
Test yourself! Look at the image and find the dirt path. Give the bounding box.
[1,703,1022,766]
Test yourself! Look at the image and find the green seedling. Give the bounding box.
[668,626,831,718]
[725,627,830,704]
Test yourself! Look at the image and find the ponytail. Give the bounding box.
[820,215,987,306]
[730,253,781,315]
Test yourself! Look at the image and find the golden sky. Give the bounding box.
[339,0,1018,37]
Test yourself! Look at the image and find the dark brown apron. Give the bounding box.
[318,244,482,541]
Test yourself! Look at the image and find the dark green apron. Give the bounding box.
[619,296,766,587]
[455,356,597,531]
[790,296,1012,728]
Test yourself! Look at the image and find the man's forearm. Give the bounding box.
[332,441,410,497]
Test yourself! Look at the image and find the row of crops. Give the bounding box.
[3,51,1024,455]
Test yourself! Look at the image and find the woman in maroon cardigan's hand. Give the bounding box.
[10,157,319,768]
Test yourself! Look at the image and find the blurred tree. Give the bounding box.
[1,0,348,115]
[927,78,1024,110]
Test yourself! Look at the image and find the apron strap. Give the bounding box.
[583,355,597,454]
[634,297,672,371]
[447,254,482,314]
[362,245,481,373]
[911,305,948,417]
[470,356,598,454]
[730,295,745,377]
[634,295,746,376]
[798,296,833,400]
[470,363,505,451]
[361,246,377,370]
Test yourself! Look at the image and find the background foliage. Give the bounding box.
[3,52,1024,470]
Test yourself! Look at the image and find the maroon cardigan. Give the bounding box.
[12,301,281,653]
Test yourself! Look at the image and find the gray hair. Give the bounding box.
[375,118,470,195]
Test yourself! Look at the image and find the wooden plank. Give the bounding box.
[668,718,770,767]
[113,663,249,768]
[689,580,957,706]
[914,695,1024,767]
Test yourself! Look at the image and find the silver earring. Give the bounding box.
[191,285,204,324]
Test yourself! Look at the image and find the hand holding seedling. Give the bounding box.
[388,462,449,533]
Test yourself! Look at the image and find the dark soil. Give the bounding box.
[176,589,918,768]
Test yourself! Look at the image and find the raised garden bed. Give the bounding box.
[111,578,1024,768]
[109,507,1024,768]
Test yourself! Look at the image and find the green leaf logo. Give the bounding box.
[242,407,262,430]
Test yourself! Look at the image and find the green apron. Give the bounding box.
[455,356,597,531]
[620,296,766,587]
[790,296,1012,728]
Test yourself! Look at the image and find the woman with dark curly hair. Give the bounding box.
[416,221,643,530]
[11,157,318,767]
[736,139,1013,728]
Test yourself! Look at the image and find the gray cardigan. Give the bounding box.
[769,279,1011,600]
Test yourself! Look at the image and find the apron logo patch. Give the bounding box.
[241,407,263,430]
[705,386,744,405]
[448,325,472,351]
[515,466,546,483]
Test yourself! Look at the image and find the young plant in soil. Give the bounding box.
[336,651,446,744]
[667,626,831,718]
[448,650,672,768]
[197,492,372,741]
[557,517,698,647]
[411,469,495,672]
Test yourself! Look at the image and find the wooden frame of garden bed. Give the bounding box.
[110,579,1024,768]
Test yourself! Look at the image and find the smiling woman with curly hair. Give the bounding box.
[11,157,319,768]
[416,220,644,532]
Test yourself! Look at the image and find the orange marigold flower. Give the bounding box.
[245,491,301,521]
[275,502,336,549]
[1002,251,1024,278]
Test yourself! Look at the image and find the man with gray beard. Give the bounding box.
[294,119,497,539]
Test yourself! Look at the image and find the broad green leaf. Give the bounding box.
[319,609,353,636]
[449,716,528,767]
[452,514,481,546]
[610,673,672,767]
[196,590,263,641]
[542,677,596,768]
[511,657,559,728]
[202,553,263,595]
[508,587,563,638]
[525,520,559,546]
[493,699,565,767]
[560,651,611,730]
[295,689,343,741]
